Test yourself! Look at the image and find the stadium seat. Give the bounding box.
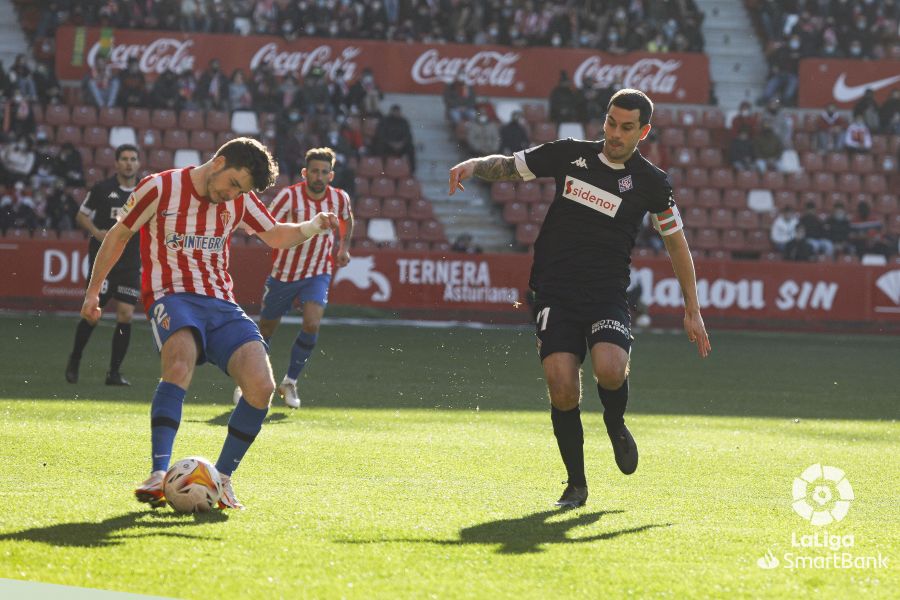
[799,191,823,210]
[530,202,550,223]
[541,181,556,202]
[147,148,174,172]
[407,198,434,220]
[701,108,726,130]
[675,187,695,206]
[45,104,70,126]
[216,131,236,147]
[361,117,379,141]
[394,218,419,241]
[353,176,370,197]
[98,107,124,128]
[762,171,786,190]
[491,181,515,204]
[845,192,872,212]
[367,218,396,243]
[825,153,850,173]
[163,130,189,150]
[517,181,541,203]
[699,148,723,168]
[850,153,875,174]
[793,132,811,152]
[125,108,151,129]
[151,109,177,130]
[558,122,584,139]
[206,111,230,133]
[431,241,452,253]
[231,110,259,135]
[369,177,396,199]
[696,188,721,209]
[83,126,108,148]
[677,108,701,127]
[686,167,708,188]
[773,190,798,210]
[710,208,734,229]
[653,107,674,128]
[381,198,407,219]
[687,128,711,149]
[405,240,431,252]
[721,229,745,251]
[178,109,205,131]
[503,201,529,224]
[395,178,422,200]
[357,156,384,178]
[710,168,734,189]
[863,174,888,195]
[138,128,162,148]
[722,189,747,210]
[746,229,771,252]
[190,131,216,152]
[56,125,82,146]
[351,219,367,240]
[354,197,381,219]
[667,167,684,187]
[94,146,116,169]
[516,222,540,246]
[778,150,802,173]
[384,157,411,179]
[888,214,900,235]
[813,172,836,193]
[174,149,200,168]
[684,206,709,227]
[531,122,557,144]
[77,146,93,167]
[673,147,697,167]
[522,103,547,124]
[871,135,887,155]
[71,105,97,127]
[661,128,686,148]
[419,219,445,242]
[874,194,897,216]
[837,173,861,194]
[735,170,760,190]
[747,189,775,212]
[785,172,810,192]
[109,127,137,148]
[801,151,823,172]
[693,229,720,251]
[735,209,759,229]
[822,191,848,211]
[84,166,105,186]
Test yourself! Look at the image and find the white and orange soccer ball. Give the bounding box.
[163,457,223,513]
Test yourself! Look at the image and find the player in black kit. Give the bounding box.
[65,144,141,385]
[449,89,711,507]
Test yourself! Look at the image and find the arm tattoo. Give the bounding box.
[472,155,522,182]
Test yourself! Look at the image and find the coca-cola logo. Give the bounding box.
[574,57,682,95]
[88,38,195,74]
[250,43,360,79]
[411,49,520,87]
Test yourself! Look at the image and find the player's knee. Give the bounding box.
[547,380,580,410]
[595,365,627,390]
[162,360,193,388]
[242,378,275,409]
[301,322,320,335]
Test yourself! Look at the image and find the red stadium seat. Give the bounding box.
[801,151,823,172]
[408,198,434,220]
[825,153,849,173]
[677,108,701,127]
[530,201,550,223]
[653,107,674,128]
[351,219,368,240]
[190,131,216,152]
[701,108,725,130]
[735,209,759,229]
[693,229,720,251]
[874,194,897,216]
[785,172,810,192]
[98,107,125,128]
[147,148,174,172]
[405,240,431,252]
[178,109,205,131]
[710,208,735,229]
[709,168,734,189]
[395,178,422,200]
[515,222,540,245]
[696,188,721,209]
[799,191,823,210]
[94,146,116,169]
[721,229,745,251]
[746,229,771,252]
[357,156,384,178]
[419,219,446,242]
[353,176,370,197]
[667,167,684,187]
[491,181,515,204]
[734,170,759,190]
[675,186,695,206]
[84,166,105,186]
[699,148,723,168]
[686,167,708,188]
[503,201,529,224]
[863,174,888,195]
[661,128,686,148]
[762,171,786,190]
[45,104,71,126]
[369,177,396,198]
[516,181,541,203]
[850,153,875,174]
[673,147,697,168]
[56,124,82,146]
[684,206,709,227]
[773,190,798,210]
[354,197,381,219]
[541,181,556,202]
[216,131,236,147]
[77,146,93,167]
[687,128,712,149]
[163,129,189,150]
[522,103,547,124]
[813,172,836,193]
[83,126,109,148]
[837,173,861,194]
[723,189,747,209]
[395,218,419,241]
[126,108,151,129]
[71,105,97,127]
[381,198,407,219]
[384,157,411,179]
[206,111,230,133]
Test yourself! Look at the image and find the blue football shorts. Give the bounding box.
[259,274,331,321]
[148,292,264,375]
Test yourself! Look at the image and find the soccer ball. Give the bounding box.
[163,457,223,513]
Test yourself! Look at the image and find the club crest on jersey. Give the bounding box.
[618,175,633,192]
[219,209,232,226]
[563,176,622,217]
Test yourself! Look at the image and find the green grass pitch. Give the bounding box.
[0,314,897,598]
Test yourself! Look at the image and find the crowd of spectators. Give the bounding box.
[31,0,705,53]
[752,0,900,106]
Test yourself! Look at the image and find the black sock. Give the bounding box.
[598,378,629,431]
[551,406,586,487]
[110,322,132,373]
[71,319,96,360]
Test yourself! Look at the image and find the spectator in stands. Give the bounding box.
[595,79,620,115]
[576,78,607,124]
[303,66,333,118]
[451,233,482,254]
[180,0,210,33]
[0,136,36,185]
[763,97,793,150]
[228,69,253,111]
[83,55,120,108]
[0,181,37,233]
[148,68,180,110]
[10,55,38,103]
[117,57,147,109]
[853,88,881,133]
[815,103,846,154]
[177,68,198,110]
[32,61,62,106]
[45,179,76,234]
[783,224,815,262]
[843,114,873,155]
[347,68,383,117]
[373,104,415,173]
[730,101,759,139]
[194,58,228,111]
[640,129,669,172]
[30,134,57,189]
[759,38,801,106]
[728,129,756,171]
[275,111,310,176]
[329,68,352,115]
[548,70,579,124]
[54,142,85,187]
[826,202,854,257]
[466,113,501,156]
[770,206,799,253]
[279,71,304,111]
[2,90,36,140]
[499,111,531,155]
[799,201,835,259]
[880,89,900,135]
[752,120,783,172]
[850,200,891,258]
[443,75,477,125]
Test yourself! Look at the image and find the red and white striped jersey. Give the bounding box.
[268,181,352,282]
[119,167,277,308]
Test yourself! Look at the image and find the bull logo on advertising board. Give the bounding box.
[333,255,391,302]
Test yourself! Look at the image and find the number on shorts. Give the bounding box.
[536,307,550,331]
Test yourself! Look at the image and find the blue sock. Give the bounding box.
[286,330,317,380]
[150,381,185,472]
[215,398,268,476]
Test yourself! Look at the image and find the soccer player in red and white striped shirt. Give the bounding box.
[236,147,353,409]
[79,138,339,509]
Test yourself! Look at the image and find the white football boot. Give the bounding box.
[135,470,167,508]
[217,474,245,510]
[278,378,300,409]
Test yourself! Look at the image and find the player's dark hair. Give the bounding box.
[214,136,279,192]
[608,88,654,126]
[115,144,139,160]
[305,147,336,169]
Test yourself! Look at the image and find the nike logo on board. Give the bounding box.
[832,73,900,103]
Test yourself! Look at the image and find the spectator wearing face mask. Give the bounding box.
[347,68,383,117]
[466,112,501,156]
[499,111,531,155]
[843,114,873,155]
[815,103,846,154]
[2,91,36,139]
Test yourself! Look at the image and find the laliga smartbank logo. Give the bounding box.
[756,464,888,571]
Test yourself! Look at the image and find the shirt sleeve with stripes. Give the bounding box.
[240,192,277,233]
[119,175,161,231]
[268,188,292,221]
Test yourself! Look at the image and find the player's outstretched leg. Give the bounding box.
[280,330,316,408]
[135,381,185,507]
[598,379,638,475]
[551,405,589,507]
[66,319,96,383]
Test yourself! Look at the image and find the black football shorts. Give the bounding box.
[99,268,141,307]
[533,301,633,362]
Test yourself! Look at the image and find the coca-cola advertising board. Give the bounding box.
[55,25,709,103]
[2,239,899,332]
[798,58,900,108]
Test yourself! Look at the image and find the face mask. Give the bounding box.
[789,40,800,50]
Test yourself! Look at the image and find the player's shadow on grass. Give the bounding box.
[342,509,670,555]
[0,509,227,548]
[196,411,292,427]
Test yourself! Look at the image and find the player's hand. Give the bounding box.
[304,212,340,236]
[684,309,711,358]
[335,249,351,267]
[94,229,108,242]
[448,159,475,196]
[81,293,102,325]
